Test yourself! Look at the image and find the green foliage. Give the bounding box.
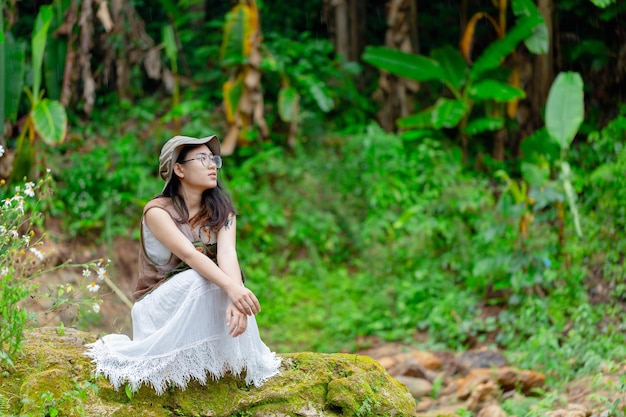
[7,4,68,183]
[0,174,110,369]
[1,32,27,125]
[361,0,551,164]
[262,32,372,133]
[48,131,160,238]
[32,379,98,417]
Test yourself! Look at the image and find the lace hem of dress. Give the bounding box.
[84,337,282,395]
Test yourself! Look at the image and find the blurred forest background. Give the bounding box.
[2,0,626,413]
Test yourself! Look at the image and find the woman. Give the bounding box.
[85,135,281,395]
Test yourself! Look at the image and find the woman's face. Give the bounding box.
[175,144,219,192]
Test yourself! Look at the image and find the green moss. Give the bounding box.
[3,328,418,417]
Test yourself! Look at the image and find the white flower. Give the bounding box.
[97,267,107,281]
[24,182,35,198]
[22,234,31,245]
[87,281,100,293]
[92,303,101,314]
[82,268,92,278]
[0,145,5,158]
[29,247,45,260]
[10,196,24,214]
[1,267,8,277]
[9,229,19,238]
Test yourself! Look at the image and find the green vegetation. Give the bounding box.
[2,0,626,414]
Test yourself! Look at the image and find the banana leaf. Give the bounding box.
[220,5,253,67]
[430,98,469,128]
[162,25,178,69]
[3,32,26,123]
[469,80,526,101]
[362,46,444,83]
[398,110,432,129]
[31,98,67,145]
[470,14,543,80]
[223,75,244,123]
[44,0,70,100]
[0,7,4,133]
[278,86,299,122]
[430,45,467,89]
[32,5,53,103]
[463,117,504,135]
[300,75,334,113]
[9,130,34,183]
[545,72,584,151]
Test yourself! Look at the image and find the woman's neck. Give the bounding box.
[180,186,203,220]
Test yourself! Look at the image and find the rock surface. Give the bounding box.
[0,327,417,416]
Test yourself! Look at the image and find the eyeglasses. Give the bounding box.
[181,154,222,169]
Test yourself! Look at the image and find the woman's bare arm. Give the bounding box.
[144,207,260,315]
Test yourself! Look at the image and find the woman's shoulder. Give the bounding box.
[143,196,173,213]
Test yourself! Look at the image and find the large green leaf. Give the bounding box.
[10,131,34,182]
[520,128,561,163]
[512,0,542,18]
[398,110,433,129]
[430,45,467,89]
[31,98,67,145]
[512,0,549,54]
[220,5,250,67]
[398,99,469,130]
[470,14,543,80]
[278,86,299,122]
[521,161,549,187]
[223,77,244,123]
[362,46,444,82]
[0,10,5,133]
[545,72,584,151]
[3,33,26,123]
[525,23,549,55]
[590,0,615,8]
[399,129,438,141]
[300,75,334,113]
[463,117,504,135]
[32,5,53,102]
[44,0,69,101]
[431,98,469,128]
[162,25,178,71]
[469,80,526,101]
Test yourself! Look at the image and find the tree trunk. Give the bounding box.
[335,0,349,59]
[408,0,419,54]
[530,0,554,129]
[324,0,366,62]
[373,0,420,132]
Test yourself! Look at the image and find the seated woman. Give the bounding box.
[85,135,281,395]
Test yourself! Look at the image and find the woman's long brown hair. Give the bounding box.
[159,144,236,230]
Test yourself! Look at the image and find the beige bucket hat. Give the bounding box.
[159,135,220,190]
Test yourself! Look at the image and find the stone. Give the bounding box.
[377,356,398,370]
[546,404,591,417]
[409,350,443,370]
[477,404,507,417]
[395,375,433,399]
[0,327,417,417]
[457,367,545,400]
[456,349,508,375]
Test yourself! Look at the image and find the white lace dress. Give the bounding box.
[84,223,281,395]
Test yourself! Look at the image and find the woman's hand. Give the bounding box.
[226,284,261,316]
[226,302,248,337]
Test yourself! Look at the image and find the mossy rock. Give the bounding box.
[0,327,417,416]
